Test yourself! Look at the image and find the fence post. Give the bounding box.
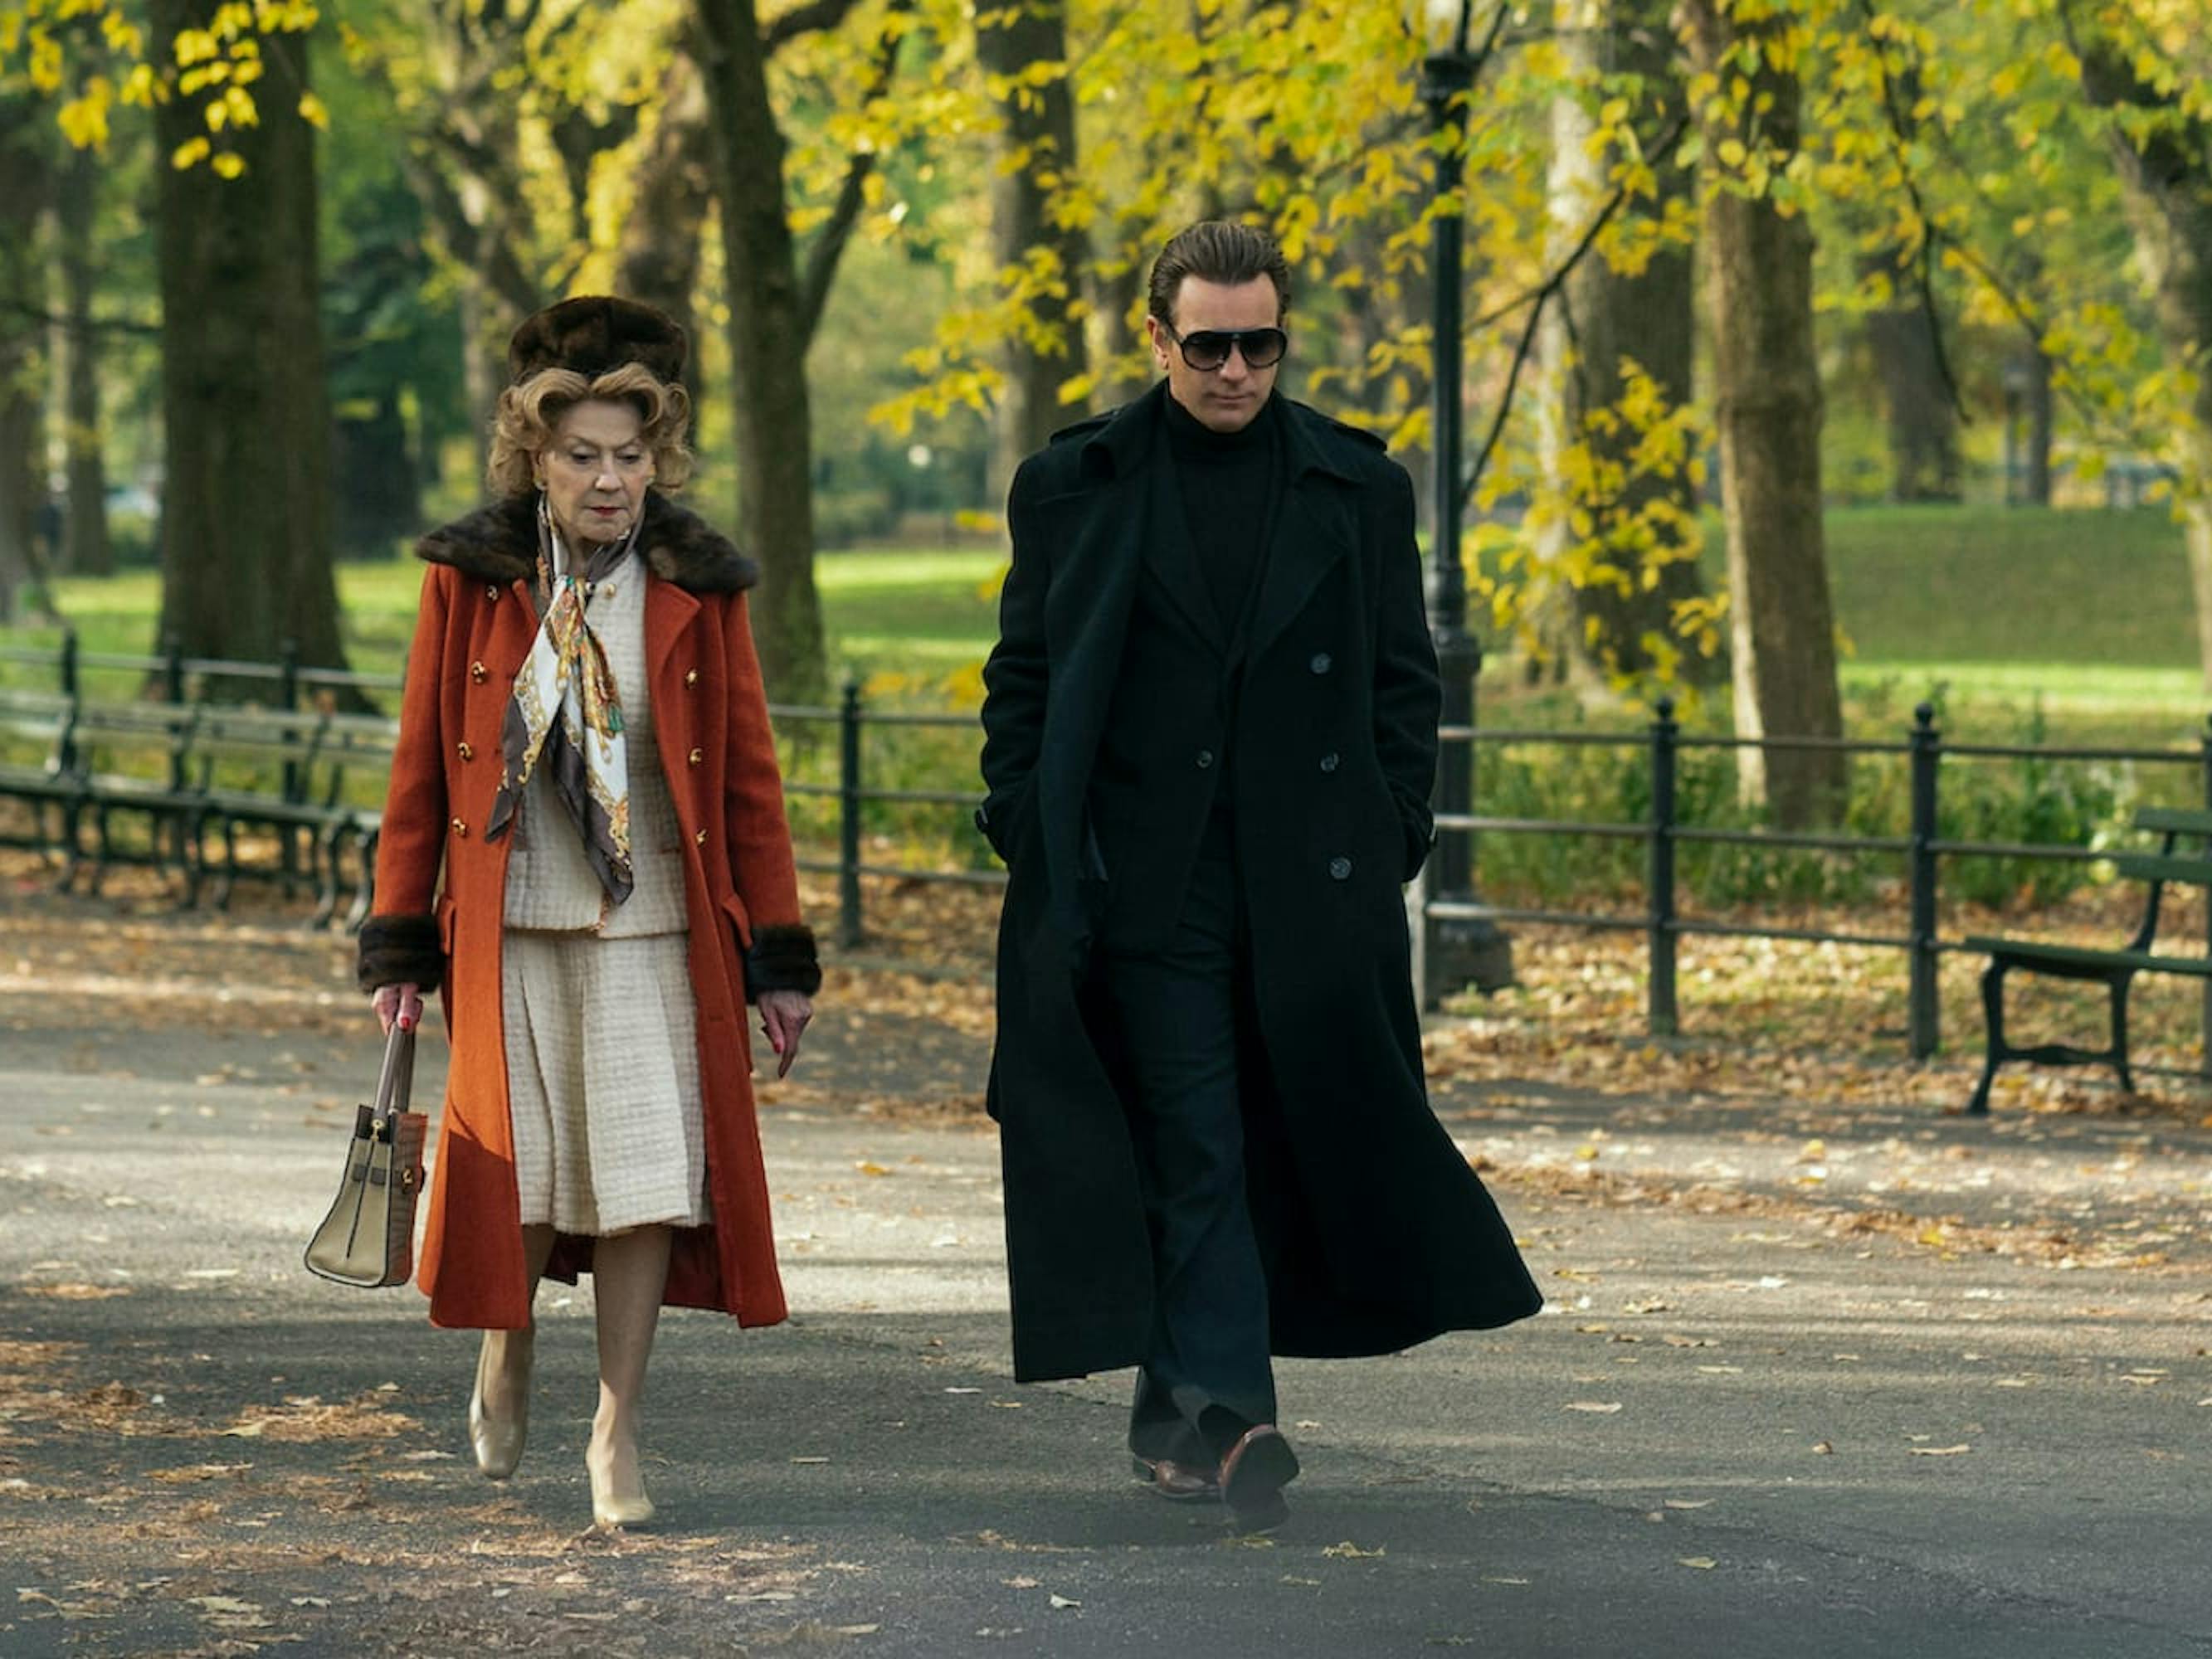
[2200,715,2212,1076]
[1648,696,1678,1037]
[277,639,303,885]
[1908,702,1942,1060]
[58,626,79,698]
[161,632,185,705]
[837,676,864,950]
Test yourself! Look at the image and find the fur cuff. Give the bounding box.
[357,913,446,994]
[744,923,822,1001]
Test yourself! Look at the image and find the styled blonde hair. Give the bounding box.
[486,362,694,498]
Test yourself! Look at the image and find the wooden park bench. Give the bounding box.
[0,688,85,867]
[71,700,207,897]
[301,711,399,928]
[186,704,343,912]
[1964,806,2212,1113]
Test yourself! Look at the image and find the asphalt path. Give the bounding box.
[2,984,2210,1657]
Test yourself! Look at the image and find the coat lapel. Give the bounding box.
[644,572,702,729]
[1245,405,1362,665]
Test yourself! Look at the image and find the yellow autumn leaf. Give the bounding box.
[171,136,212,169]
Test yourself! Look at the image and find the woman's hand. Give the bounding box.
[373,982,424,1034]
[758,990,813,1079]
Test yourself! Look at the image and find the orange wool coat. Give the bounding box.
[357,492,819,1331]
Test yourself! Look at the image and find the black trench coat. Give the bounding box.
[978,383,1543,1383]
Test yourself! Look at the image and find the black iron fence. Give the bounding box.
[0,631,403,708]
[1426,698,2212,1060]
[9,629,2210,1067]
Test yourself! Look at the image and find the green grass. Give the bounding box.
[3,504,2203,742]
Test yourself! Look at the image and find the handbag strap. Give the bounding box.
[373,1022,417,1121]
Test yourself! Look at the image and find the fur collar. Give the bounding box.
[415,492,758,594]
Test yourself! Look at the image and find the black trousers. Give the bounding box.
[1094,848,1276,1465]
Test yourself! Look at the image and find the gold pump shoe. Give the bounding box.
[467,1330,531,1480]
[587,1441,655,1529]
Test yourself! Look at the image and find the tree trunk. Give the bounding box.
[333,390,421,560]
[150,4,348,686]
[0,107,52,625]
[616,55,714,440]
[693,0,827,704]
[1091,254,1145,387]
[1540,0,1710,692]
[2023,348,2054,506]
[1678,0,1843,825]
[1865,277,1960,502]
[977,0,1090,504]
[56,143,111,577]
[2072,36,2212,692]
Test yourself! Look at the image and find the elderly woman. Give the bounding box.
[359,296,819,1530]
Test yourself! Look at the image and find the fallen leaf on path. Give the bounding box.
[1676,1557,1717,1571]
[1323,1542,1386,1559]
[1911,1444,1972,1457]
[1564,1401,1623,1414]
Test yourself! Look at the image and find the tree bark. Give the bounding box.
[693,0,829,703]
[149,4,348,686]
[977,0,1090,503]
[616,53,714,437]
[1864,274,1960,502]
[1539,0,1710,691]
[1678,0,1844,825]
[2071,27,2212,693]
[56,143,111,577]
[0,106,53,624]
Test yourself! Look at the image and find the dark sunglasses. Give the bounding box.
[1162,323,1289,372]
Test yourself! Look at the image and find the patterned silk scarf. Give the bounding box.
[483,497,636,902]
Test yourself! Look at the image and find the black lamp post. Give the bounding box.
[1418,45,1514,1003]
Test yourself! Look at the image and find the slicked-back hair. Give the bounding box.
[1146,221,1292,327]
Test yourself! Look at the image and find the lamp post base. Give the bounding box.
[1425,910,1515,1005]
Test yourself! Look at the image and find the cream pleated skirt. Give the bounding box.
[500,930,710,1235]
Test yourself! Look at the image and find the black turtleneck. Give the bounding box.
[1164,391,1280,636]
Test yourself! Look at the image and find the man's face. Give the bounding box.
[1147,276,1284,434]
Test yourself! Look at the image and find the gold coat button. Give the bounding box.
[457,741,475,761]
[688,747,704,766]
[694,829,707,846]
[470,660,488,684]
[451,818,469,838]
[684,668,699,688]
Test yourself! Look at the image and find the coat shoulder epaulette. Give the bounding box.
[1310,406,1389,453]
[1045,411,1113,446]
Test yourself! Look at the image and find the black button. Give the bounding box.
[1328,856,1352,880]
[1309,653,1333,674]
[1196,749,1216,770]
[1319,752,1339,773]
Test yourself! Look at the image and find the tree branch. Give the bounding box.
[0,299,162,339]
[1852,0,1968,423]
[796,0,908,343]
[763,0,868,56]
[1457,109,1691,514]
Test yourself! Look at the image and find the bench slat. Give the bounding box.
[2133,806,2212,836]
[1963,937,2212,977]
[2109,852,2212,887]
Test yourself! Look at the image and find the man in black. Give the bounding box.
[977,222,1539,1532]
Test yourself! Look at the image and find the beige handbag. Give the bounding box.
[305,1023,427,1288]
